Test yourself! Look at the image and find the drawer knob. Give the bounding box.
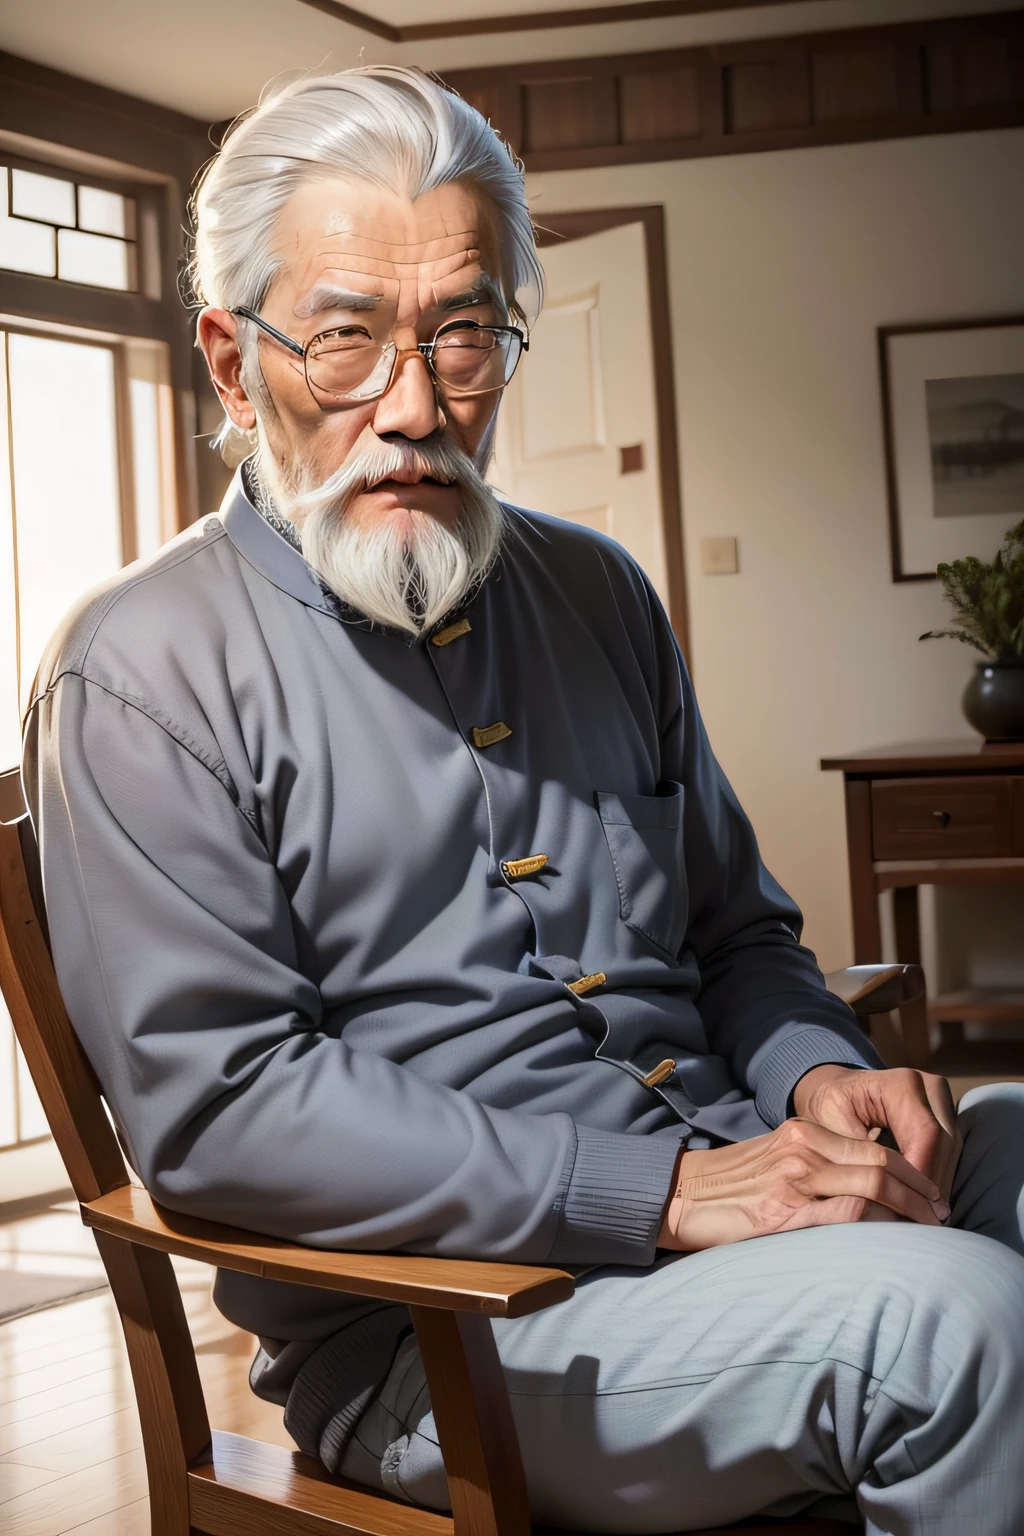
[932,810,951,828]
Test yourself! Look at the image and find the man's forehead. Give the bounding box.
[309,237,483,285]
[274,179,497,293]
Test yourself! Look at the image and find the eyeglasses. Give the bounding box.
[231,307,528,407]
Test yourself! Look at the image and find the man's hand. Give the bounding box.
[792,1064,962,1202]
[658,1118,950,1252]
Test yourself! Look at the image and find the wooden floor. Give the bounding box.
[0,1201,292,1535]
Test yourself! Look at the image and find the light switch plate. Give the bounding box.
[700,536,739,575]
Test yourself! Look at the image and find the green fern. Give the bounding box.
[920,518,1024,662]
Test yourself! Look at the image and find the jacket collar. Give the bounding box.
[219,465,337,618]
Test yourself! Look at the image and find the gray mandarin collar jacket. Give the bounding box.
[23,471,878,1449]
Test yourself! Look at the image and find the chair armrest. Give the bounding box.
[824,963,925,1016]
[81,1185,574,1318]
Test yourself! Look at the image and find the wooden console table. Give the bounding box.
[821,740,1024,1072]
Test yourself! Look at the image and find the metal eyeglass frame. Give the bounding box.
[230,306,529,406]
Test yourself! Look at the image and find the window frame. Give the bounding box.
[1,148,179,355]
[2,317,140,566]
[0,47,227,535]
[3,152,142,293]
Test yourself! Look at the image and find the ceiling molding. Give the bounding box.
[293,0,829,44]
[291,0,399,40]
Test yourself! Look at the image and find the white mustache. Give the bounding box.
[292,435,471,513]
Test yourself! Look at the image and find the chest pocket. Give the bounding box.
[596,781,687,958]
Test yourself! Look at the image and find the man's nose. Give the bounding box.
[371,347,445,440]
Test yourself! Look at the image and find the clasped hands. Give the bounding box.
[658,1064,962,1252]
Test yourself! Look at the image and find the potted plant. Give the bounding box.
[920,517,1024,740]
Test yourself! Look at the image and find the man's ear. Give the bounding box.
[197,308,257,431]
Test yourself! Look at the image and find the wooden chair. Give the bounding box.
[0,801,921,1536]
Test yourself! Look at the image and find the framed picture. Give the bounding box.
[879,316,1024,581]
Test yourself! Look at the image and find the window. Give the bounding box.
[0,324,177,770]
[1,163,137,290]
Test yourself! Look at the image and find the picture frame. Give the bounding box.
[879,315,1024,582]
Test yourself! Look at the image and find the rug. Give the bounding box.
[0,1269,107,1323]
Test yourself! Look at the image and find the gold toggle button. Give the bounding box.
[501,854,549,881]
[568,972,607,997]
[472,721,512,749]
[643,1058,676,1088]
[431,618,472,647]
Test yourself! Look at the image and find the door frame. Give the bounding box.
[534,205,690,661]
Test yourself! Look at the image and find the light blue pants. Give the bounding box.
[340,1084,1024,1534]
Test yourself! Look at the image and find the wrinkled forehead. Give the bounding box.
[269,178,504,321]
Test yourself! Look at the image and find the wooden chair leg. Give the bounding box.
[411,1305,530,1536]
[891,887,933,1068]
[93,1230,212,1536]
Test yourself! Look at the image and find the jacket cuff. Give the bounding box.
[753,1025,882,1129]
[281,1306,412,1473]
[548,1125,684,1267]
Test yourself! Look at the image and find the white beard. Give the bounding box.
[259,434,505,639]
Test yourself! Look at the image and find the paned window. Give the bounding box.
[0,325,175,769]
[0,164,137,290]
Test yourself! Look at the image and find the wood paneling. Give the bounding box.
[459,83,505,131]
[524,76,618,152]
[922,32,1024,114]
[620,67,701,143]
[811,46,900,123]
[724,61,777,133]
[724,53,809,134]
[961,33,1018,106]
[444,10,1024,171]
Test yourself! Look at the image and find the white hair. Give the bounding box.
[189,65,542,326]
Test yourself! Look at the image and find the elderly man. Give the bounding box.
[23,67,1024,1535]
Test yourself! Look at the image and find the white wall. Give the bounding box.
[526,129,1024,972]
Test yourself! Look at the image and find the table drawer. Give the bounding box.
[871,776,1014,859]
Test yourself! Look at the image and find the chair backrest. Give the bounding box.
[0,809,129,1205]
